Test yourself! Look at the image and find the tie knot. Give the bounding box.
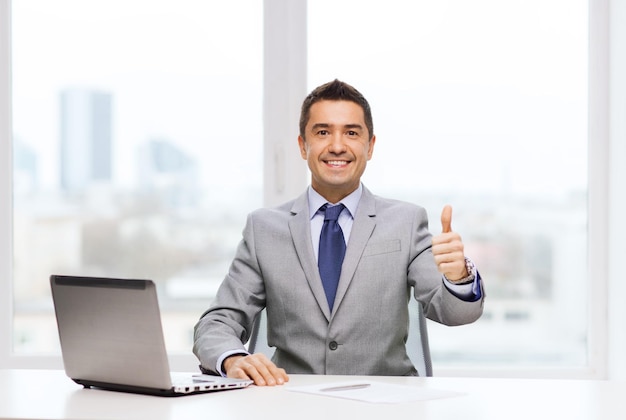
[322,203,345,222]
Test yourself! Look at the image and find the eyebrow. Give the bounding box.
[310,123,364,131]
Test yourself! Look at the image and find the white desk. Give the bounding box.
[1,369,625,420]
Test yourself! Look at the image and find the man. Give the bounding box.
[193,79,484,386]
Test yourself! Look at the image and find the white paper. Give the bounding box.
[286,380,465,404]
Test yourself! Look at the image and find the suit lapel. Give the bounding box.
[332,187,377,316]
[288,192,333,320]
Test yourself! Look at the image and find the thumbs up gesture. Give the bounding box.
[432,205,468,282]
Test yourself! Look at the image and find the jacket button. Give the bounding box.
[329,341,338,350]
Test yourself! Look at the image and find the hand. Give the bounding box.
[432,205,468,282]
[223,353,289,386]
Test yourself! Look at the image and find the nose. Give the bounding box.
[328,133,347,153]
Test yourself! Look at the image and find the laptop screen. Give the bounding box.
[50,275,174,390]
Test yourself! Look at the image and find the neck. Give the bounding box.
[312,185,359,204]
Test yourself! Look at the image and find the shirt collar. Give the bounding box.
[307,184,362,220]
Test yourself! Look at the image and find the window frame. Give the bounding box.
[1,0,624,379]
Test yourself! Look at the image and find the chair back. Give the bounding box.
[406,298,433,376]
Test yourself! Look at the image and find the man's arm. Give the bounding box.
[411,204,484,325]
[193,211,290,386]
[193,213,264,375]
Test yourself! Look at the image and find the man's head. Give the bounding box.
[299,79,374,141]
[298,80,376,203]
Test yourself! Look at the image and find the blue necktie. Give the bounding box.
[318,203,346,311]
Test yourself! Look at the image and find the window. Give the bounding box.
[10,0,262,357]
[308,0,589,371]
[2,0,621,378]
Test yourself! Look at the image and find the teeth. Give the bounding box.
[327,161,347,166]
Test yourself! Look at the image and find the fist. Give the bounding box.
[432,205,468,281]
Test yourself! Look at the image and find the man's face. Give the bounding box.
[298,100,376,203]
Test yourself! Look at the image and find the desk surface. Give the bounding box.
[1,369,625,420]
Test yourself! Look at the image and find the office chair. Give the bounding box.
[247,296,433,377]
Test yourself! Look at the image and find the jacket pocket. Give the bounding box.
[362,239,401,256]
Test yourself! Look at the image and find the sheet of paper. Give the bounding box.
[286,380,465,404]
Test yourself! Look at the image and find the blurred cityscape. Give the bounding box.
[13,88,261,354]
[12,88,588,368]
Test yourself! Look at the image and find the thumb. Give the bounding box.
[441,205,452,233]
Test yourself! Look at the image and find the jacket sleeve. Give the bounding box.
[192,213,266,374]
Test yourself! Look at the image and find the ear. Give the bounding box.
[367,135,376,160]
[298,135,308,159]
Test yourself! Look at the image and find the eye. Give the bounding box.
[346,130,359,137]
[317,129,329,136]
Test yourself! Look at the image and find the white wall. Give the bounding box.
[606,0,626,380]
[0,0,14,369]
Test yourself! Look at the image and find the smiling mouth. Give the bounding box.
[325,160,349,167]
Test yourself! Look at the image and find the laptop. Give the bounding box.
[50,274,253,396]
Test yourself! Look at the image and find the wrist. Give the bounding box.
[446,258,476,285]
[222,354,246,375]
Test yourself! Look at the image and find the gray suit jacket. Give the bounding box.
[193,186,484,376]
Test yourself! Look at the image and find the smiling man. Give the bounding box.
[193,79,485,386]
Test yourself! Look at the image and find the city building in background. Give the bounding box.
[13,138,38,194]
[59,89,112,192]
[137,138,199,208]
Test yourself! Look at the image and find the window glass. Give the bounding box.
[308,0,588,368]
[12,0,263,353]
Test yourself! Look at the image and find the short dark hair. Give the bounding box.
[299,79,374,140]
